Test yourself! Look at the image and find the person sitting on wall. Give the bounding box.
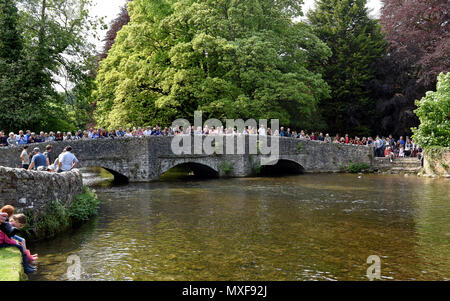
[1,206,38,265]
[28,147,48,171]
[0,211,37,274]
[57,146,78,172]
[44,145,55,172]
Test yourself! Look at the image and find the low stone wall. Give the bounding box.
[0,167,83,215]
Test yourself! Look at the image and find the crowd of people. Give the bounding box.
[0,125,422,164]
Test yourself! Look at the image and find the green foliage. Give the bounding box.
[21,187,99,241]
[412,72,450,148]
[94,0,331,129]
[0,0,22,62]
[0,0,104,132]
[22,199,70,240]
[68,187,100,222]
[219,161,234,176]
[0,0,31,131]
[348,162,370,173]
[424,146,449,160]
[297,142,303,152]
[252,163,262,176]
[308,0,386,136]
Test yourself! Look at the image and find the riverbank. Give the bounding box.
[0,167,99,281]
[0,247,27,281]
[0,167,101,241]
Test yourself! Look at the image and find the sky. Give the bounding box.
[90,0,383,52]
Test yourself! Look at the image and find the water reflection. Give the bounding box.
[29,169,449,281]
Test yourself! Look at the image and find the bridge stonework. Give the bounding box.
[0,136,374,182]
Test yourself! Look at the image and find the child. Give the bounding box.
[398,146,405,157]
[1,205,14,217]
[0,206,38,273]
[1,206,38,262]
[384,146,395,162]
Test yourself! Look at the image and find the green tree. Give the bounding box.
[94,0,331,129]
[307,0,386,136]
[0,0,22,62]
[412,72,450,148]
[0,0,33,131]
[0,0,104,132]
[20,0,104,131]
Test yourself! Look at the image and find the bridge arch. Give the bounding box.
[259,159,304,176]
[78,160,131,183]
[159,161,219,179]
[102,167,129,183]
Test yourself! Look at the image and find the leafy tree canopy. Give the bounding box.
[380,0,449,88]
[308,0,386,136]
[412,72,450,148]
[94,0,332,129]
[0,0,104,132]
[369,0,450,137]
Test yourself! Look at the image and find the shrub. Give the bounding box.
[412,72,450,148]
[252,163,262,176]
[348,162,371,173]
[21,187,99,241]
[68,187,100,222]
[219,162,234,176]
[22,199,70,240]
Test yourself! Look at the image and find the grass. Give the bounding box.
[0,247,27,281]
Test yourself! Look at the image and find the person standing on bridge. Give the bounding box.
[57,146,79,172]
[20,146,30,169]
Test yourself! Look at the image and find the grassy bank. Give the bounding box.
[21,187,100,241]
[0,247,27,281]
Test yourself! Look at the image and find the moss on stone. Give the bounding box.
[219,161,234,176]
[348,163,371,173]
[0,247,27,281]
[21,187,99,242]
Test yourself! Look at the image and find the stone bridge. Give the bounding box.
[0,136,374,182]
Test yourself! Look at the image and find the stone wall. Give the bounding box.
[423,150,450,178]
[0,167,83,215]
[0,138,150,182]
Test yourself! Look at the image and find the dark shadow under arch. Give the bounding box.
[259,159,304,176]
[103,167,129,184]
[160,162,219,180]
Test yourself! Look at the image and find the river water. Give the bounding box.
[29,169,449,281]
